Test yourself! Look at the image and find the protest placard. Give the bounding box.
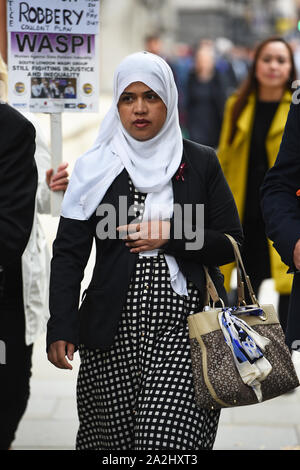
[7,0,100,113]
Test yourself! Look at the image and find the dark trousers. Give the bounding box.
[0,261,33,450]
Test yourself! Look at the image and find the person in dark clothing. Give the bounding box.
[261,98,300,352]
[217,37,297,331]
[47,51,243,450]
[0,102,37,450]
[186,44,226,148]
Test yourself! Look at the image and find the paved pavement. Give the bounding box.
[12,331,300,451]
[13,332,80,450]
[11,276,300,451]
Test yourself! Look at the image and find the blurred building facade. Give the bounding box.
[0,0,298,93]
[99,0,299,92]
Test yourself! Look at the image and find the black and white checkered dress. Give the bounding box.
[76,179,220,450]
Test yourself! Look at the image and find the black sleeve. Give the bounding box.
[0,106,37,266]
[261,100,300,270]
[47,216,94,350]
[163,147,243,266]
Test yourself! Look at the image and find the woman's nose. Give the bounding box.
[269,60,279,69]
[134,98,147,114]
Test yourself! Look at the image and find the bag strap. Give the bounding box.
[224,234,259,306]
[203,234,259,307]
[203,266,221,306]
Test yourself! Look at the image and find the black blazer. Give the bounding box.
[261,100,300,349]
[0,103,37,266]
[0,103,37,298]
[47,139,243,351]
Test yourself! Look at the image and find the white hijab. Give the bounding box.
[61,51,188,296]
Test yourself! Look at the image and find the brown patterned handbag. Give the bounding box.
[188,234,300,410]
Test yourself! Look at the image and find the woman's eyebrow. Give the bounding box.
[120,89,157,96]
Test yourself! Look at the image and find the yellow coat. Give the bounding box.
[217,90,293,295]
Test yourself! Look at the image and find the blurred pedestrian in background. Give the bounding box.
[217,36,297,332]
[289,37,300,79]
[229,44,251,87]
[171,42,194,137]
[215,37,240,97]
[144,34,164,57]
[185,42,226,147]
[0,54,69,450]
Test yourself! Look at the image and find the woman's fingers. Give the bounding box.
[117,223,140,236]
[125,239,145,247]
[48,340,74,370]
[66,343,75,362]
[50,177,69,191]
[129,244,150,253]
[118,221,170,252]
[51,168,69,182]
[46,168,53,187]
[46,162,69,191]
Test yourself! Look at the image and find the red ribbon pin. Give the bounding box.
[176,163,187,182]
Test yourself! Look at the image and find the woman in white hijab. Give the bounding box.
[47,52,243,450]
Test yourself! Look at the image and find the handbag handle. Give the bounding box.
[224,234,259,306]
[203,234,259,307]
[203,266,223,307]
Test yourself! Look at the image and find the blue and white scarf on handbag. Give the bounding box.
[218,307,272,402]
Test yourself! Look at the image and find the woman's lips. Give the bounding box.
[133,119,150,128]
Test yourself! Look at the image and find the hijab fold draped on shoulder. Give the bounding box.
[61,51,188,296]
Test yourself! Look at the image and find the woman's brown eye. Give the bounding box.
[147,93,158,100]
[121,95,133,103]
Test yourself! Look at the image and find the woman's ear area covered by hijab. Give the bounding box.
[117,81,167,142]
[61,51,183,220]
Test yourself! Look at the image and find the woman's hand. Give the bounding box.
[117,220,170,253]
[48,340,74,370]
[46,162,69,192]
